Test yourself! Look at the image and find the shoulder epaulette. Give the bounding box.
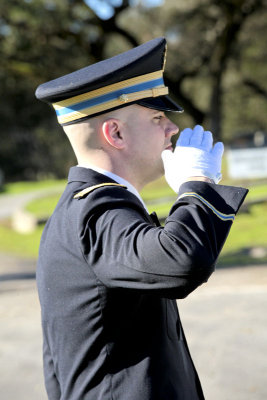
[73,183,127,199]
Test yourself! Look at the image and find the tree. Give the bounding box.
[117,0,267,140]
[1,0,267,181]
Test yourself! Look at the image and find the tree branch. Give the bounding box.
[243,79,267,99]
[164,75,206,124]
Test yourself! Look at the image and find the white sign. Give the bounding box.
[227,147,267,179]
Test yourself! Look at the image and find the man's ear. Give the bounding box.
[102,119,124,149]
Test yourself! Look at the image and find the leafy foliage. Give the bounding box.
[1,0,267,181]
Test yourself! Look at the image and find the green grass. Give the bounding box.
[26,194,61,218]
[218,251,267,267]
[0,223,43,259]
[217,202,267,266]
[147,201,175,218]
[221,203,267,251]
[3,179,66,194]
[141,177,175,201]
[245,184,267,200]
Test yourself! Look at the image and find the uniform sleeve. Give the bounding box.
[77,181,248,299]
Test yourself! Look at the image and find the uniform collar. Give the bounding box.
[76,164,148,212]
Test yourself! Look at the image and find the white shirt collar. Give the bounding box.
[77,164,148,212]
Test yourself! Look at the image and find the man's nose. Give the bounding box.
[165,120,179,137]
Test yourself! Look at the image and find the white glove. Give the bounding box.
[161,125,224,193]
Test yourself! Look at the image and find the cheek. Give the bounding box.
[127,122,164,160]
[145,129,165,156]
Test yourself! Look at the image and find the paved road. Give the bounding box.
[179,265,267,400]
[0,191,43,219]
[0,187,64,219]
[0,254,267,400]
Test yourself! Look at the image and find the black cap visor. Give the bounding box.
[137,95,183,113]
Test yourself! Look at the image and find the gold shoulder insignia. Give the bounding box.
[73,183,127,199]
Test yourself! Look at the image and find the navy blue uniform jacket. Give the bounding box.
[37,167,247,400]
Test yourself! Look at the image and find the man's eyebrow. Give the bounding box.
[152,110,165,115]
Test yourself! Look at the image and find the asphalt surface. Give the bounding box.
[0,187,64,219]
[0,191,45,220]
[0,253,267,400]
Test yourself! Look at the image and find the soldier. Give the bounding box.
[35,37,247,400]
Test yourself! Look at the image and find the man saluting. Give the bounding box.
[35,37,247,400]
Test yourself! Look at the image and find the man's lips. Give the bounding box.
[165,144,173,151]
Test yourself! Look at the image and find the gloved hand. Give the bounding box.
[161,125,224,193]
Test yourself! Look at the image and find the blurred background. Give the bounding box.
[0,0,267,399]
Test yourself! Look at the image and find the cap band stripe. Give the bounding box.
[55,77,164,117]
[57,86,169,124]
[54,70,163,108]
[52,70,168,124]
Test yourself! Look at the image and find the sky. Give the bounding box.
[85,0,164,20]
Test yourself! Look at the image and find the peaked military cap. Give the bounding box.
[35,37,183,125]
